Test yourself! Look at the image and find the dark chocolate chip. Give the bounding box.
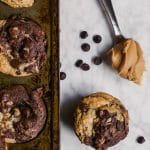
[93,57,102,65]
[10,59,20,68]
[109,127,116,135]
[97,110,110,119]
[80,63,90,71]
[97,110,105,118]
[75,59,83,67]
[80,31,88,39]
[45,91,51,97]
[116,121,124,131]
[80,103,88,112]
[16,70,21,75]
[102,110,110,118]
[81,43,90,52]
[60,72,66,80]
[100,126,105,134]
[137,136,145,144]
[84,137,93,145]
[93,35,102,43]
[92,109,128,149]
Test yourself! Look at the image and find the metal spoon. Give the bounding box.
[98,0,125,43]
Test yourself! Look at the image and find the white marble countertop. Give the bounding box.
[60,0,150,149]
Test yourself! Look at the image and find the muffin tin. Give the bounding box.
[0,0,59,149]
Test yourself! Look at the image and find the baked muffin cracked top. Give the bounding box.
[0,85,46,145]
[0,15,47,76]
[74,92,129,150]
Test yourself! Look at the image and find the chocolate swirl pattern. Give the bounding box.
[0,15,47,77]
[0,85,46,145]
[74,92,129,150]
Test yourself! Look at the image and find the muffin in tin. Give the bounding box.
[0,85,46,144]
[74,92,129,150]
[0,15,47,76]
[0,0,34,8]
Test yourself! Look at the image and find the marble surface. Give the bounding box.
[60,0,150,149]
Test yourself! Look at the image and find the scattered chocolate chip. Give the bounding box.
[80,31,88,39]
[60,72,66,80]
[93,56,102,65]
[137,136,145,144]
[81,43,90,52]
[80,63,90,71]
[75,59,83,67]
[93,35,102,43]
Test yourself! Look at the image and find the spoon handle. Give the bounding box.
[98,0,123,38]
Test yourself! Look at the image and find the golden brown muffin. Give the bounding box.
[0,0,34,8]
[74,92,129,150]
[0,15,47,77]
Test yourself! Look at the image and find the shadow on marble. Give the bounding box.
[96,0,115,41]
[60,95,83,131]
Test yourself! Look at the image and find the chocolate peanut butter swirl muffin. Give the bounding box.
[0,15,47,76]
[74,92,129,150]
[0,85,46,144]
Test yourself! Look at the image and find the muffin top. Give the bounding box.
[0,85,46,144]
[74,92,129,150]
[0,15,47,76]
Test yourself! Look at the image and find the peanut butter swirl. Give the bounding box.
[108,39,145,84]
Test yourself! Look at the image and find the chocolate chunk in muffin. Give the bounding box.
[74,92,129,150]
[0,85,46,144]
[137,136,145,144]
[0,15,47,76]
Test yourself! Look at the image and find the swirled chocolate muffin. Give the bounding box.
[74,92,129,150]
[0,85,46,144]
[0,15,47,76]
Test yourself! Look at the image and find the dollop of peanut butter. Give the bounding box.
[108,39,145,84]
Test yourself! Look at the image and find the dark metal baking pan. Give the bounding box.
[0,0,59,149]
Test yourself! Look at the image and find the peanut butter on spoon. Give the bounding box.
[108,39,145,84]
[98,0,145,84]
